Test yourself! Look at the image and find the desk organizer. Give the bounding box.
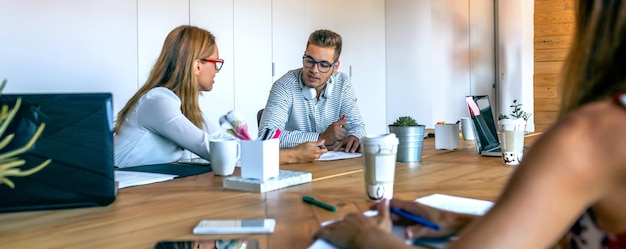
[240,139,279,181]
[435,124,460,150]
[223,170,312,193]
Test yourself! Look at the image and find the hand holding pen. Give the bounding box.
[319,114,346,146]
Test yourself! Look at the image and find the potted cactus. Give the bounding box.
[388,116,426,162]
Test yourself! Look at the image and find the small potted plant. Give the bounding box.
[388,116,425,162]
[498,99,531,165]
[498,99,532,121]
[0,79,51,189]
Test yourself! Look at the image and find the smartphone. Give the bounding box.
[192,218,276,234]
[154,238,259,249]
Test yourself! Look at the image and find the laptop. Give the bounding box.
[465,95,502,157]
[0,93,116,213]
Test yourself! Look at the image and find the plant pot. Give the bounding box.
[388,125,426,162]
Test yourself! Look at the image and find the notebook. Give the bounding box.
[0,93,116,213]
[465,95,502,157]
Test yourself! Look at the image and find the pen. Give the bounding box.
[390,207,440,231]
[302,196,336,212]
[272,128,281,139]
[341,114,345,121]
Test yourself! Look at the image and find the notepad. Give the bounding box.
[223,170,311,193]
[316,151,362,161]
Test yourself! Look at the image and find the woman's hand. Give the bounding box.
[380,198,474,240]
[280,140,328,164]
[293,140,328,162]
[313,199,402,249]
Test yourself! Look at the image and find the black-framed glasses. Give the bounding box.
[302,54,336,73]
[200,58,224,71]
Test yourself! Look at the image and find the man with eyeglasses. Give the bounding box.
[259,29,366,153]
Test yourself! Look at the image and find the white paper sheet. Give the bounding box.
[415,194,494,216]
[114,170,177,189]
[308,194,494,249]
[316,151,362,161]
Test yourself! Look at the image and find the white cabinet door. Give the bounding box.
[302,0,387,135]
[233,0,273,137]
[191,0,236,125]
[271,0,307,82]
[138,0,189,90]
[0,0,137,118]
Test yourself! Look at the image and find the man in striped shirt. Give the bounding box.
[259,29,366,153]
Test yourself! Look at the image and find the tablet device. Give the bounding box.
[155,238,258,249]
[192,218,276,234]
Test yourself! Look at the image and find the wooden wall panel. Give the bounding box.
[533,0,575,132]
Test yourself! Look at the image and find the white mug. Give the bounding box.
[209,138,241,176]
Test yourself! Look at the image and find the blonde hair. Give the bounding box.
[559,0,626,116]
[115,25,216,133]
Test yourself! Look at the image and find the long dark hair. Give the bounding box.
[559,0,626,116]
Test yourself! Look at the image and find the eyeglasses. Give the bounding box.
[200,58,224,71]
[302,55,336,73]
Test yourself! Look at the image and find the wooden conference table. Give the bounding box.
[0,135,541,249]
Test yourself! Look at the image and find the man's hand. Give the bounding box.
[319,119,346,146]
[335,135,361,153]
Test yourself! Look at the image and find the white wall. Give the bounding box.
[496,0,535,131]
[0,0,137,116]
[385,0,496,128]
[1,0,533,134]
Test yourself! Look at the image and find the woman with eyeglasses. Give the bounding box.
[114,25,326,168]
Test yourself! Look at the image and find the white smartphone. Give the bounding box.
[192,218,276,234]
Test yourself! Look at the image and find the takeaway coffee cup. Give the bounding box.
[361,133,399,202]
[498,119,526,165]
[209,138,241,176]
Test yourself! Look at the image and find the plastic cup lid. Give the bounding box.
[362,133,399,145]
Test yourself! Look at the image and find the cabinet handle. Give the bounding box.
[272,63,275,77]
[349,65,352,77]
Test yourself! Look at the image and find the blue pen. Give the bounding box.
[390,207,440,231]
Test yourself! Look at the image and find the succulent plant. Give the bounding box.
[0,79,51,189]
[499,99,532,121]
[391,116,419,126]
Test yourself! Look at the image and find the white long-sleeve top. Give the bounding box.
[114,87,229,167]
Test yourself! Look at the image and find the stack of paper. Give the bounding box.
[114,171,177,189]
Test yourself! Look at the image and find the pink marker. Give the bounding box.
[272,128,281,139]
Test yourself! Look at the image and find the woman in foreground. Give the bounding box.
[314,0,626,248]
[114,25,326,168]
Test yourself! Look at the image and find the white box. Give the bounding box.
[435,124,460,150]
[240,139,279,181]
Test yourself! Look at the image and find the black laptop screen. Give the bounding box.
[466,96,500,152]
[0,93,116,213]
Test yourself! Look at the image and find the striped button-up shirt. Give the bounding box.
[259,68,366,148]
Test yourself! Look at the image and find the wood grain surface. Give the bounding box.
[0,136,541,249]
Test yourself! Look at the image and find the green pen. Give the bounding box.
[302,196,337,212]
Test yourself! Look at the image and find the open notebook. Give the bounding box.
[465,95,502,157]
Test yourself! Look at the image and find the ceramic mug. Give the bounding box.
[209,138,241,176]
